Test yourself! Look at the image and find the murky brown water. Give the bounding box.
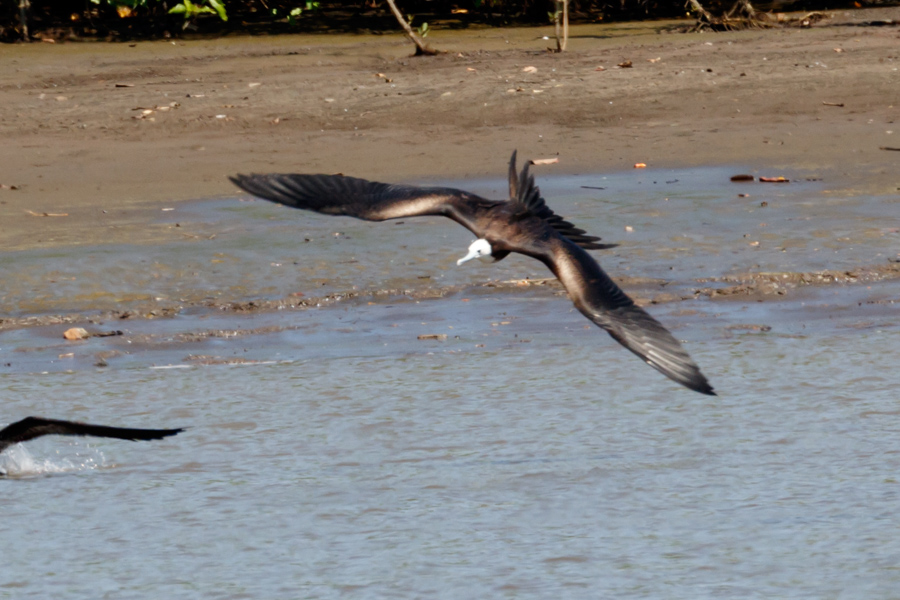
[1,167,898,598]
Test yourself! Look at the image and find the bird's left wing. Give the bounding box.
[0,417,184,453]
[230,173,499,235]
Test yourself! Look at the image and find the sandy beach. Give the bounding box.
[1,8,897,252]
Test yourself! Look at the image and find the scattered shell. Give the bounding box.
[64,327,90,341]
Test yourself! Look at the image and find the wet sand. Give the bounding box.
[1,8,898,253]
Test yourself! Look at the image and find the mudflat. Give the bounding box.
[1,9,897,251]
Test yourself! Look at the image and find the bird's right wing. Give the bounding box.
[230,173,499,235]
[507,152,616,251]
[0,417,184,453]
[546,241,716,395]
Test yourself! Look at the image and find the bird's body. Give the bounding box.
[231,151,715,395]
[0,416,183,476]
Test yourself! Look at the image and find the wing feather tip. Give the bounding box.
[683,374,716,396]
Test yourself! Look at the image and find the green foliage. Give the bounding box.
[85,0,228,22]
[2,0,721,43]
[207,0,228,21]
[406,14,429,38]
[273,1,319,26]
[169,0,228,21]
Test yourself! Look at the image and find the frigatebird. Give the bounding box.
[230,151,715,395]
[1,416,184,475]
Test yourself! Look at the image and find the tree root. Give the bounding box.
[687,0,833,32]
[687,0,772,31]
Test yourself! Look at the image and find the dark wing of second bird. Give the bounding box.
[0,417,184,454]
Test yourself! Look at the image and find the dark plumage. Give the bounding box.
[0,417,183,473]
[230,151,715,395]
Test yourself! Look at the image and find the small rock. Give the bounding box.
[63,327,90,341]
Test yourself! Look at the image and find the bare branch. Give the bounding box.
[383,0,440,56]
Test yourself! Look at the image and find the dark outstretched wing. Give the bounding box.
[508,151,617,252]
[0,417,184,453]
[546,241,715,395]
[230,172,500,236]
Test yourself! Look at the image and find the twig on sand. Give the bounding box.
[26,210,68,217]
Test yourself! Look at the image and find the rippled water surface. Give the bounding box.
[1,167,898,598]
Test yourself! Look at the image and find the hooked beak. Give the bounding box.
[456,249,479,266]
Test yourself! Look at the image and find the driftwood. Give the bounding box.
[384,0,440,56]
[784,11,832,27]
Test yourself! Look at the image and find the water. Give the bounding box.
[1,167,898,598]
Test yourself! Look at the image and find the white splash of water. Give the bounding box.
[0,443,108,478]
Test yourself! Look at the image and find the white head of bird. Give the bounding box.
[457,239,493,266]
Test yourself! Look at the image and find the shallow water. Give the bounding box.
[1,167,899,598]
[2,166,896,316]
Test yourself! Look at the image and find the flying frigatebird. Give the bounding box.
[230,151,715,395]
